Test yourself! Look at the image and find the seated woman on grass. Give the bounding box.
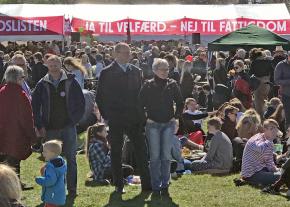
[86,123,133,185]
[191,117,233,172]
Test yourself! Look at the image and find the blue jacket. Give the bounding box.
[32,71,85,129]
[35,156,67,205]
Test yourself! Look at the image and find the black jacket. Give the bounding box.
[168,69,180,83]
[96,61,144,124]
[31,62,48,87]
[249,58,273,78]
[180,72,193,100]
[179,112,208,134]
[139,75,184,123]
[213,66,228,85]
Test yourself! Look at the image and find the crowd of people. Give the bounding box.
[1,39,290,206]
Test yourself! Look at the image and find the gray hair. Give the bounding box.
[236,49,246,59]
[4,65,24,84]
[152,58,169,71]
[264,50,271,57]
[10,54,26,65]
[114,42,130,53]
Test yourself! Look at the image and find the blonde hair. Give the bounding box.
[268,97,282,108]
[64,57,87,75]
[263,118,279,129]
[236,109,261,138]
[0,164,22,203]
[11,54,26,65]
[43,140,62,156]
[47,55,62,65]
[85,123,107,158]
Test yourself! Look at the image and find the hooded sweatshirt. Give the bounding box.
[35,156,67,205]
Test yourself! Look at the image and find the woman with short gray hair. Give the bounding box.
[4,65,25,85]
[139,58,183,197]
[0,65,36,190]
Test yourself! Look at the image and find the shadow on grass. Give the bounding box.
[103,191,179,207]
[34,196,76,207]
[85,179,110,187]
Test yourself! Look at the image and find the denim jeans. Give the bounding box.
[245,168,281,186]
[46,125,77,193]
[282,94,290,129]
[146,120,175,191]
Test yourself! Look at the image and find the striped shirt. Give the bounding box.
[241,133,276,178]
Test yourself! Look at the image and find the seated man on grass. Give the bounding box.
[191,117,233,173]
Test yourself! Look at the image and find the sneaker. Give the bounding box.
[261,185,279,195]
[233,178,247,187]
[161,187,170,197]
[21,182,34,191]
[151,191,161,199]
[98,179,110,186]
[115,187,126,194]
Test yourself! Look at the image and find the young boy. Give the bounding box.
[35,140,67,207]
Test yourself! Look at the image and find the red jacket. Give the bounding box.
[234,77,252,109]
[0,83,36,160]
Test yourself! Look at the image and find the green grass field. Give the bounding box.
[20,153,290,207]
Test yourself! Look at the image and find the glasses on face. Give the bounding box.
[234,66,239,69]
[157,68,169,72]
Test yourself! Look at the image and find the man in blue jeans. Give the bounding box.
[241,119,282,186]
[32,55,85,198]
[275,52,290,129]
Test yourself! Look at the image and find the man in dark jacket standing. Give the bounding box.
[31,52,48,88]
[32,55,85,198]
[275,53,290,129]
[96,43,151,194]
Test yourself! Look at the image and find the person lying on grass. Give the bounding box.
[85,123,133,186]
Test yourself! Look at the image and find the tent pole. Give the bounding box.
[62,35,65,53]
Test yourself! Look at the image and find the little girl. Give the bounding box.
[86,123,133,185]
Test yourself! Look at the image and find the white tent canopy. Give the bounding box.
[0,3,289,21]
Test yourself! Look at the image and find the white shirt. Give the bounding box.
[184,109,203,125]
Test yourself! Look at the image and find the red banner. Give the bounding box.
[72,17,290,35]
[0,16,64,35]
